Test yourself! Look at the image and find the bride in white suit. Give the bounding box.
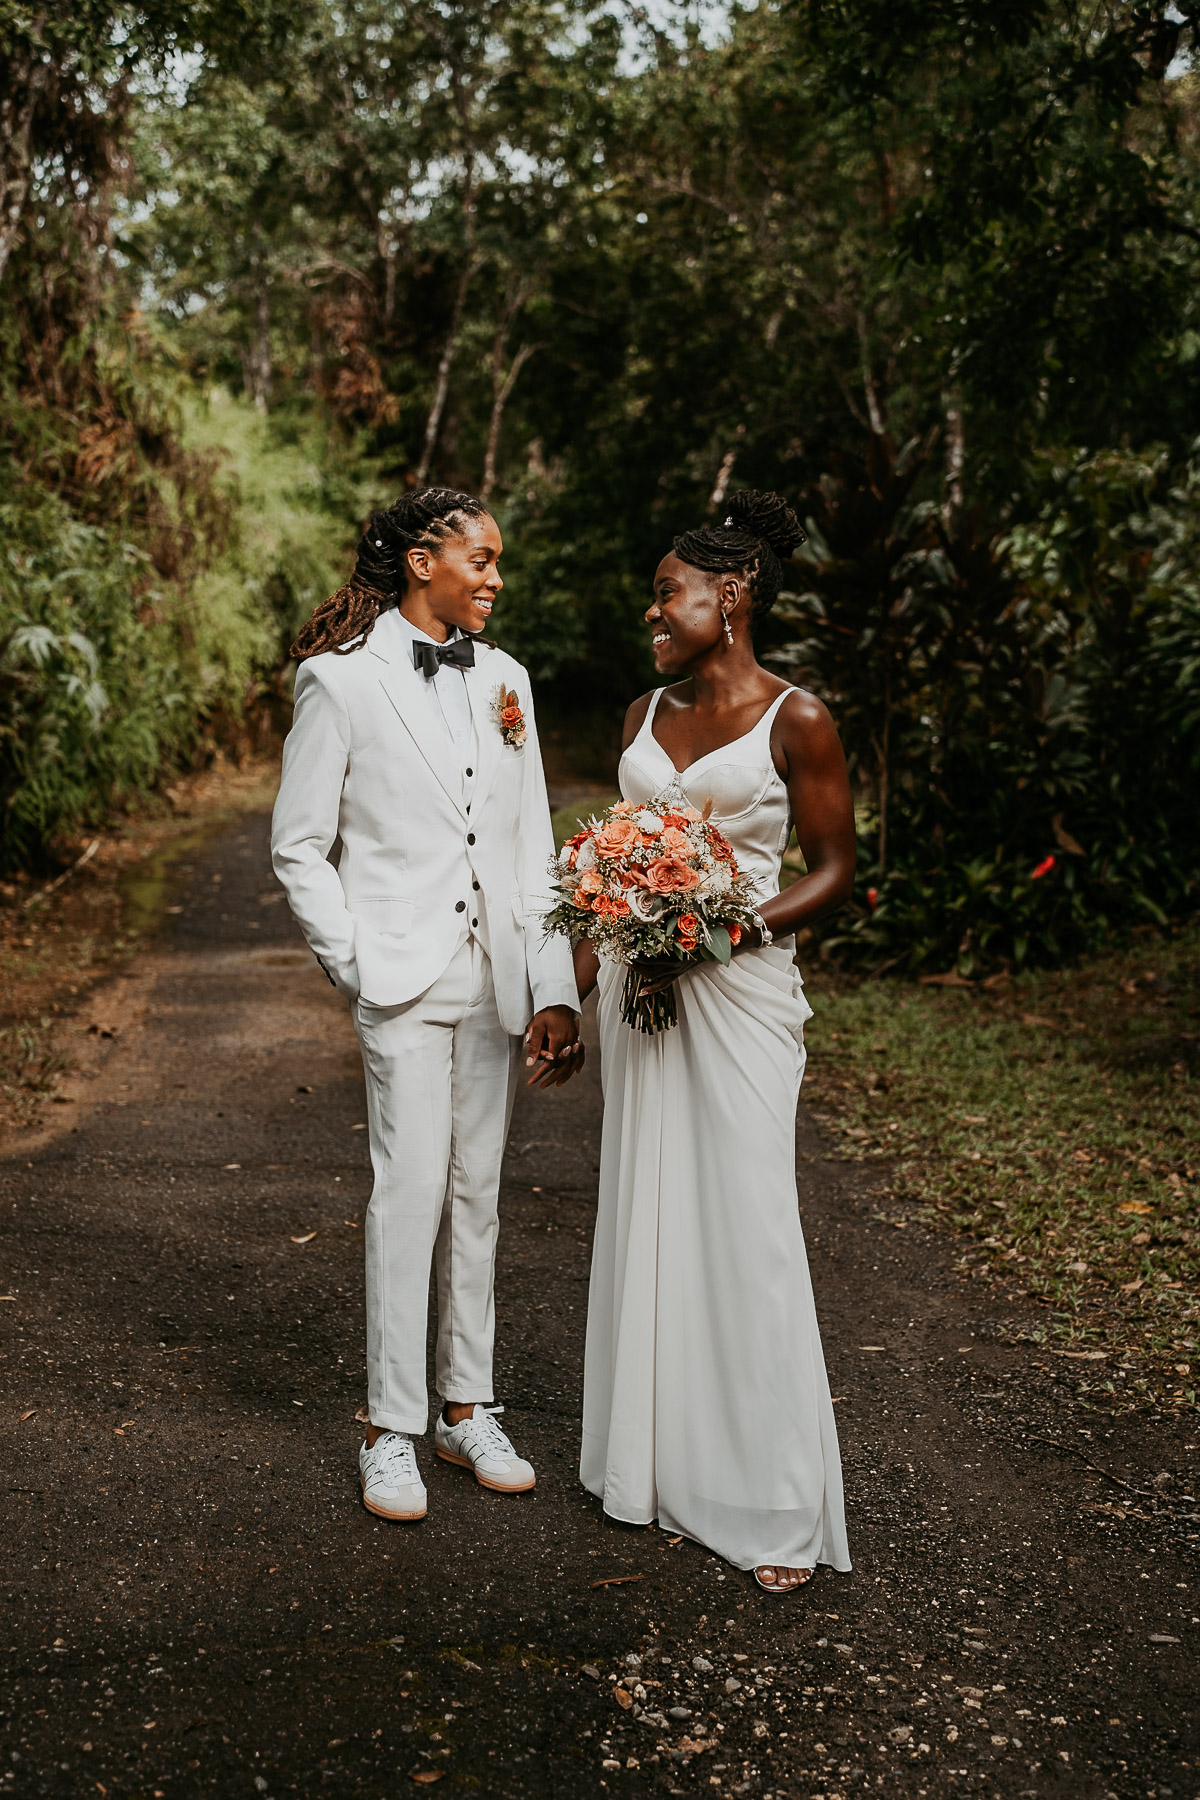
[572,489,855,1595]
[272,487,581,1523]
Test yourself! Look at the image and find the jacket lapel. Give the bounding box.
[464,655,503,816]
[368,613,467,818]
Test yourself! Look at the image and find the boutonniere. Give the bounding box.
[492,684,527,748]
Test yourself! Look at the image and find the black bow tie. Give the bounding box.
[411,635,475,680]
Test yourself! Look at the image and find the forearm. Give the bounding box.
[573,938,600,1001]
[753,859,855,944]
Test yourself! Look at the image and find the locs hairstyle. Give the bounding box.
[291,486,489,660]
[672,488,806,624]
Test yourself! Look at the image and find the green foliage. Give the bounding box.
[0,478,194,866]
[4,0,1200,980]
[777,439,1200,971]
[0,388,363,868]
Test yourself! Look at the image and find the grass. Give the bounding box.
[802,924,1199,1407]
[550,795,621,851]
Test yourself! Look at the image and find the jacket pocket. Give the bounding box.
[351,897,414,940]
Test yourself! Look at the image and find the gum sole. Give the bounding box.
[360,1483,426,1522]
[435,1446,536,1493]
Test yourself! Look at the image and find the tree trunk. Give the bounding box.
[874,673,892,875]
[857,310,887,437]
[943,396,965,518]
[247,279,272,413]
[0,47,48,288]
[416,256,475,484]
[707,423,745,512]
[417,160,477,485]
[482,339,536,502]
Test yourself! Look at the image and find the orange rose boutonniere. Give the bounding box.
[492,684,527,748]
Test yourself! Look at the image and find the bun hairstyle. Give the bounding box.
[291,486,489,659]
[673,488,806,623]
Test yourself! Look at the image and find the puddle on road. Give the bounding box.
[118,827,217,937]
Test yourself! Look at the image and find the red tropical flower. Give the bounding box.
[1031,855,1056,880]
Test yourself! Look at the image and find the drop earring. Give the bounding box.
[722,610,734,646]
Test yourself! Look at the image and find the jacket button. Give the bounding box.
[465,767,473,777]
[467,832,476,845]
[455,901,466,912]
[472,879,480,890]
[471,917,478,928]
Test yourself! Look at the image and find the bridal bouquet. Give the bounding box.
[543,788,762,1033]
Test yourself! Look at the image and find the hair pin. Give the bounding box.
[724,516,734,527]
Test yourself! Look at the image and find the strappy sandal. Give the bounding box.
[754,1566,814,1594]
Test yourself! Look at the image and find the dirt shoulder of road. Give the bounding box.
[0,751,280,1141]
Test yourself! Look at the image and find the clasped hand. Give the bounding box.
[524,1004,584,1087]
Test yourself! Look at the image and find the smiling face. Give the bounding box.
[646,553,744,674]
[399,511,504,640]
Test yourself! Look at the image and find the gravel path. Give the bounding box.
[1,811,1195,1799]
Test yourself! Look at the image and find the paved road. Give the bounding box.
[1,812,1195,1799]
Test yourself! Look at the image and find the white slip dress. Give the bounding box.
[580,687,851,1574]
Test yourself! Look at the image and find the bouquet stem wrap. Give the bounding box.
[620,965,679,1034]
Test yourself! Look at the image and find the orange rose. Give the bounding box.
[681,806,703,823]
[728,922,742,946]
[577,869,604,896]
[661,812,689,830]
[605,896,631,917]
[595,817,641,857]
[500,704,523,728]
[678,937,697,953]
[644,855,702,895]
[676,912,700,937]
[706,824,734,861]
[660,826,693,855]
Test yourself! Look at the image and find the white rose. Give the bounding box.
[576,837,598,871]
[626,886,665,922]
[635,811,663,834]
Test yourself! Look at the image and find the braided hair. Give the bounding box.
[291,486,490,659]
[673,488,806,625]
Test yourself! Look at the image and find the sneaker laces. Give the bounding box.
[464,1408,517,1460]
[373,1432,420,1483]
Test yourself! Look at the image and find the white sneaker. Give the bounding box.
[359,1432,427,1521]
[434,1404,536,1493]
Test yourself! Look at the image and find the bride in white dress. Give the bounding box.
[572,490,855,1593]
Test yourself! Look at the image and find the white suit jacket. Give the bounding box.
[270,608,579,1033]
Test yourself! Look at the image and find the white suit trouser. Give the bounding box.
[353,937,520,1434]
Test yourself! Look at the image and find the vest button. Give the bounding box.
[466,832,476,845]
[465,767,473,777]
[455,900,466,912]
[472,879,480,890]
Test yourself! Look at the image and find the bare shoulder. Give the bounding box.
[778,684,837,733]
[771,684,846,774]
